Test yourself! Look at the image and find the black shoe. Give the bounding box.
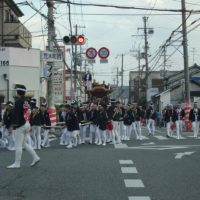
[166,135,170,138]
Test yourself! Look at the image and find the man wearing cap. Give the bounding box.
[29,98,43,150]
[65,104,80,148]
[3,101,15,150]
[0,102,7,140]
[7,84,40,168]
[59,104,68,145]
[79,104,90,144]
[123,104,135,140]
[96,104,108,146]
[164,104,174,138]
[88,103,99,144]
[40,103,51,147]
[146,104,157,136]
[172,104,185,139]
[189,102,200,138]
[112,101,123,144]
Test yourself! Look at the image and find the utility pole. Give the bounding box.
[137,48,141,101]
[143,16,149,103]
[74,24,78,96]
[181,0,190,103]
[121,54,124,102]
[117,67,119,100]
[46,0,56,108]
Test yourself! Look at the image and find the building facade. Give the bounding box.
[154,64,200,111]
[0,47,40,102]
[129,70,178,103]
[0,0,32,48]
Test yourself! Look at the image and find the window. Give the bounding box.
[5,10,9,22]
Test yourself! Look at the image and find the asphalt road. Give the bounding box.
[0,127,200,200]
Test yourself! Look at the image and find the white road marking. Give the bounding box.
[119,160,134,165]
[141,136,149,140]
[154,135,168,140]
[142,142,155,145]
[115,144,200,150]
[115,143,128,148]
[121,167,138,174]
[124,179,144,188]
[175,151,196,159]
[129,197,151,200]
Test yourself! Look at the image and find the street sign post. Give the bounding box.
[86,48,97,60]
[98,47,110,59]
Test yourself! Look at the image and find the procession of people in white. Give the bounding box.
[1,91,200,168]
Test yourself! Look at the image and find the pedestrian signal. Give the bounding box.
[63,35,85,45]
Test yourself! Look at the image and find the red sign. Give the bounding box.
[86,48,97,59]
[98,47,110,59]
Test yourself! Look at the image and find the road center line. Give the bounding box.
[124,179,145,188]
[121,167,138,174]
[119,160,134,164]
[128,196,151,200]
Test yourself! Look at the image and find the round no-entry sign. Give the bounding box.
[86,48,97,59]
[98,47,110,59]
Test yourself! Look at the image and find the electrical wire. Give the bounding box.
[52,0,200,13]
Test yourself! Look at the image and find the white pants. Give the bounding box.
[89,124,97,144]
[125,125,132,140]
[166,122,173,136]
[80,125,88,143]
[68,130,80,147]
[1,125,6,140]
[97,128,107,145]
[31,126,41,149]
[147,119,155,136]
[175,120,183,139]
[132,122,139,139]
[12,123,39,166]
[42,129,50,147]
[60,128,69,145]
[135,121,142,140]
[119,121,126,140]
[112,121,121,143]
[192,121,199,138]
[5,129,16,150]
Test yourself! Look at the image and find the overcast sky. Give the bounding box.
[15,0,200,85]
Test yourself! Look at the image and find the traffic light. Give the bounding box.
[63,35,85,45]
[43,64,52,78]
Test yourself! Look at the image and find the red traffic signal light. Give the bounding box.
[77,35,85,45]
[63,35,85,45]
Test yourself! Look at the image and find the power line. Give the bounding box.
[55,12,186,16]
[52,0,200,13]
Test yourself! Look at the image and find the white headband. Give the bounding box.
[16,88,26,92]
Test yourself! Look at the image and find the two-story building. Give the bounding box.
[129,70,178,103]
[0,0,32,48]
[154,64,200,111]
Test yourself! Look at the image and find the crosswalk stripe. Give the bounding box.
[154,135,168,140]
[124,179,145,188]
[119,160,134,164]
[121,167,138,174]
[128,197,151,200]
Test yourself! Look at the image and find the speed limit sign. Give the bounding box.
[86,48,98,59]
[98,47,110,59]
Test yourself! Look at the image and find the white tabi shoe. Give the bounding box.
[66,144,72,149]
[7,163,20,169]
[30,158,40,167]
